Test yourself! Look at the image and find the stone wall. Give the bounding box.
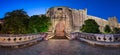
[71,32,120,47]
[0,33,47,47]
[108,16,119,30]
[71,9,87,32]
[46,6,120,33]
[87,15,108,32]
[46,6,72,34]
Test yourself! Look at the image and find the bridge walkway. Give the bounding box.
[0,39,120,55]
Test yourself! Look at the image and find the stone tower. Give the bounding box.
[71,8,87,32]
[46,6,72,35]
[108,16,119,30]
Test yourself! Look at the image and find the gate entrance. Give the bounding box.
[55,22,65,36]
[52,22,67,39]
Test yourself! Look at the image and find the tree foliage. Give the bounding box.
[28,15,51,33]
[1,9,51,34]
[81,19,100,33]
[113,27,120,34]
[2,9,29,34]
[104,25,112,33]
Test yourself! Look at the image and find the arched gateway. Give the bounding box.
[55,21,65,36]
[46,6,73,39]
[52,21,68,39]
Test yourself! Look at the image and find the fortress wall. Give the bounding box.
[70,8,110,32]
[46,6,119,33]
[108,16,119,30]
[71,9,87,31]
[46,7,73,33]
[87,15,108,32]
[73,9,87,27]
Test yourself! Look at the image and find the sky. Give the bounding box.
[0,0,120,22]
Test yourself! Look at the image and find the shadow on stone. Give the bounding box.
[52,36,68,39]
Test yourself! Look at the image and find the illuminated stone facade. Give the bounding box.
[108,16,119,30]
[46,6,119,33]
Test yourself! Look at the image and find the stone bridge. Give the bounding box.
[71,32,120,47]
[0,33,47,48]
[0,32,120,55]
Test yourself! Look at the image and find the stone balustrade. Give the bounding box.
[95,34,114,42]
[71,32,120,47]
[0,33,47,47]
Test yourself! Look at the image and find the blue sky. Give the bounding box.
[0,0,120,22]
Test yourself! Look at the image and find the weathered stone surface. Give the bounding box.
[55,21,65,36]
[46,6,119,33]
[0,33,47,46]
[0,39,120,55]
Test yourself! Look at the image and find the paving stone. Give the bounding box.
[0,39,120,55]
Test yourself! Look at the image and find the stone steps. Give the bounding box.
[52,36,68,39]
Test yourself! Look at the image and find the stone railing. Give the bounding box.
[70,32,120,47]
[0,33,47,48]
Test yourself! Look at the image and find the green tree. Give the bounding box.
[40,15,51,32]
[104,25,111,33]
[113,27,120,34]
[81,19,100,33]
[29,15,51,33]
[2,9,29,34]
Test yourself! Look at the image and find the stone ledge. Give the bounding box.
[0,33,48,48]
[78,38,120,47]
[0,37,43,46]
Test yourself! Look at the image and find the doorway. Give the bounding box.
[52,22,67,39]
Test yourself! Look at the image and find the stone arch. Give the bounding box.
[47,7,72,35]
[55,21,65,36]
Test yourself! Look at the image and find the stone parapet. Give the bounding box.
[71,32,120,47]
[0,33,47,48]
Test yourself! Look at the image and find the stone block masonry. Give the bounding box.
[46,6,119,33]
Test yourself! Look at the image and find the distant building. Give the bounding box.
[46,6,119,33]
